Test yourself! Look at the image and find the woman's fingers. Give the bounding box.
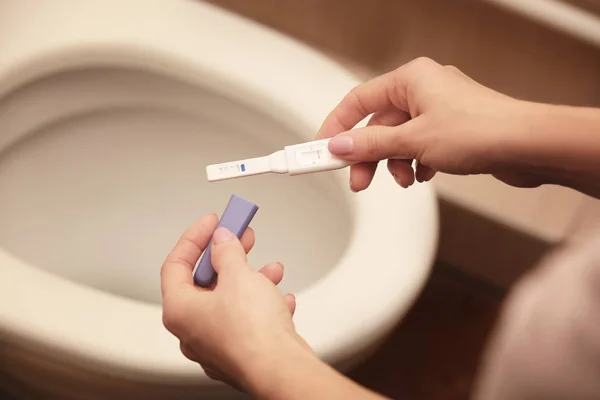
[349,108,412,191]
[316,70,400,139]
[161,214,219,296]
[161,215,255,297]
[258,262,284,285]
[349,163,378,192]
[211,228,250,275]
[370,109,415,189]
[256,264,295,316]
[327,117,423,162]
[415,162,437,183]
[387,159,415,188]
[258,263,295,316]
[316,57,438,141]
[240,226,255,254]
[316,59,431,139]
[284,293,296,316]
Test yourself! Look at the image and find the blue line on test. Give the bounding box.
[241,164,246,172]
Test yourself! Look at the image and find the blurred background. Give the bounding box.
[202,0,600,398]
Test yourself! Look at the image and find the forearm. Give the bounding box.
[502,101,600,198]
[242,341,388,400]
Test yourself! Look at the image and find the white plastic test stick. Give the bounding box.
[206,138,354,182]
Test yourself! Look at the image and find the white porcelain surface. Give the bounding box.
[0,0,438,397]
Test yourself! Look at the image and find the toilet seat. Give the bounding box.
[0,0,438,387]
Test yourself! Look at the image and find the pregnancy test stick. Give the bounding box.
[206,138,355,182]
[193,194,259,287]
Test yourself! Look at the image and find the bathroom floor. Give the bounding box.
[348,263,504,400]
[1,263,503,400]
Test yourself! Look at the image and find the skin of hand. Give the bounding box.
[315,57,600,195]
[160,214,309,391]
[161,214,389,400]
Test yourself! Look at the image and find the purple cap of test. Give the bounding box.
[193,194,259,287]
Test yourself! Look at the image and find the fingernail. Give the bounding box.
[213,227,233,244]
[328,136,353,155]
[394,176,408,188]
[424,171,436,182]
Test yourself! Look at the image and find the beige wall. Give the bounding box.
[206,0,600,105]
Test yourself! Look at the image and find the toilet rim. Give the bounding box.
[0,0,439,383]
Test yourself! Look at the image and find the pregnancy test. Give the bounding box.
[193,194,259,287]
[206,138,355,182]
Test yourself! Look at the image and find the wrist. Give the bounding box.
[236,333,386,400]
[495,101,600,182]
[237,334,320,398]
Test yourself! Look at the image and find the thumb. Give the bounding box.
[211,227,249,275]
[327,119,422,162]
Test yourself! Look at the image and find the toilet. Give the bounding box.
[0,1,438,398]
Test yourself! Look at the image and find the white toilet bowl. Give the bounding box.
[0,1,438,398]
